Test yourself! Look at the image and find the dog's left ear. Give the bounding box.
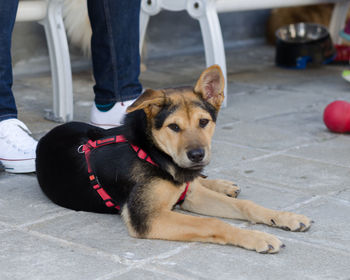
[194,65,225,110]
[126,89,164,117]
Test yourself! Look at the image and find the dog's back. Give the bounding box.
[36,122,129,213]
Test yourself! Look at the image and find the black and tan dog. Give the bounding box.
[36,65,311,253]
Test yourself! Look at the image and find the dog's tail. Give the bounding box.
[63,0,91,56]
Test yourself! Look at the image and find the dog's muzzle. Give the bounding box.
[187,148,205,163]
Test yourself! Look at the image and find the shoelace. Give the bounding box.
[0,119,37,154]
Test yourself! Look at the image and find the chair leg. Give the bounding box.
[40,0,73,122]
[141,0,228,107]
[187,0,227,107]
[329,1,350,44]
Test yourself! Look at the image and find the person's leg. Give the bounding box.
[87,0,142,128]
[0,0,18,121]
[0,0,38,173]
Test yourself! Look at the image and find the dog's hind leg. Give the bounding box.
[182,179,312,232]
[198,177,240,197]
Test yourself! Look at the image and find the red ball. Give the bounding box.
[323,100,350,133]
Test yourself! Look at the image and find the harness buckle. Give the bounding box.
[77,145,85,154]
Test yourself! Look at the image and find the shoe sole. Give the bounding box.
[89,121,121,130]
[0,158,36,173]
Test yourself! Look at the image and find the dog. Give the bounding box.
[63,0,91,56]
[36,65,312,254]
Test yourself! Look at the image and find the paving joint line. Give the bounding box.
[243,143,322,163]
[1,218,194,272]
[212,139,269,152]
[93,267,134,280]
[207,166,330,197]
[142,265,199,280]
[276,235,350,256]
[281,153,350,170]
[281,195,322,211]
[209,141,327,169]
[17,210,72,229]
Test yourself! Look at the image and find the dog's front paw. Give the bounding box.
[199,177,241,197]
[213,179,241,198]
[270,212,312,232]
[238,230,284,254]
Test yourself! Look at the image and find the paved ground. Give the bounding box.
[1,45,350,280]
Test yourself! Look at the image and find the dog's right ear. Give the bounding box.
[194,65,225,111]
[126,89,164,117]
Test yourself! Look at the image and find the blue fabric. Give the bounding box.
[0,0,19,121]
[96,102,116,112]
[0,0,142,120]
[87,0,142,104]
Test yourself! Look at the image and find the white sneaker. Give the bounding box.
[0,118,37,173]
[90,99,135,129]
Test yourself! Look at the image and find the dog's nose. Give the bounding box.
[187,148,205,163]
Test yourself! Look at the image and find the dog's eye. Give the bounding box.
[199,119,209,128]
[168,123,181,132]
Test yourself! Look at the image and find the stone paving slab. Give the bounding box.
[1,45,350,279]
[147,240,350,280]
[336,189,350,202]
[219,88,330,123]
[0,230,127,280]
[115,268,182,280]
[214,121,322,151]
[200,169,313,212]
[208,140,268,169]
[0,174,69,226]
[248,196,350,253]
[0,224,8,233]
[286,135,350,168]
[287,75,350,99]
[255,110,333,141]
[220,154,350,196]
[28,211,191,261]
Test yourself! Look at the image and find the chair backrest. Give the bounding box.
[216,0,348,13]
[16,0,47,22]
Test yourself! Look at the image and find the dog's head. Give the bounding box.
[127,65,224,170]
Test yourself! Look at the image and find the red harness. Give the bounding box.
[80,135,189,212]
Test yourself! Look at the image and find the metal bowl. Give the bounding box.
[275,23,335,69]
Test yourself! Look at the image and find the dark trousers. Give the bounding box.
[0,0,142,121]
[87,0,142,104]
[0,0,19,121]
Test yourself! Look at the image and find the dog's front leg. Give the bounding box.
[181,179,312,232]
[144,210,283,253]
[198,177,241,197]
[121,179,282,253]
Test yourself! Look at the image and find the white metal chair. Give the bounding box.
[15,0,350,118]
[16,0,73,122]
[140,0,350,107]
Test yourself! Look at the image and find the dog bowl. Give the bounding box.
[275,23,336,69]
